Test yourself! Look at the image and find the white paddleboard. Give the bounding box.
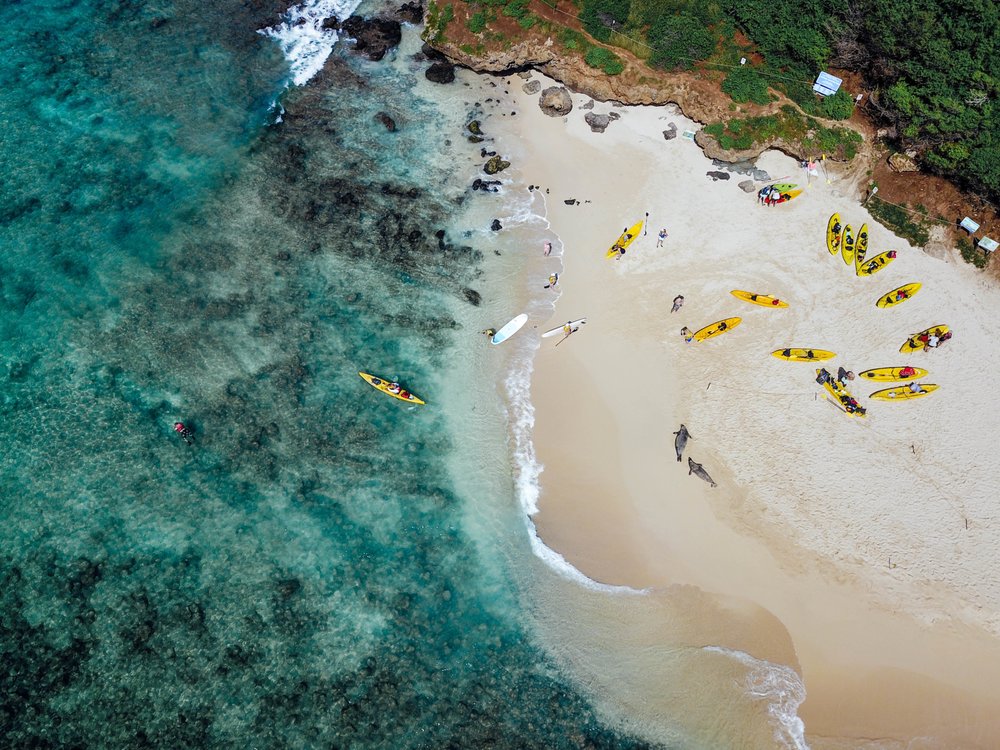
[491,313,528,345]
[541,318,587,338]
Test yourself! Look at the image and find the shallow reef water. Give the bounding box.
[0,2,659,747]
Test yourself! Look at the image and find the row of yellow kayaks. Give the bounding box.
[827,213,900,277]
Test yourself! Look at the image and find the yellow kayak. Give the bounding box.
[605,220,644,259]
[731,290,788,308]
[876,283,921,308]
[816,369,866,417]
[859,366,929,382]
[899,325,950,354]
[826,213,842,255]
[841,224,855,266]
[857,250,897,276]
[767,188,802,205]
[359,372,426,405]
[870,384,940,401]
[771,348,835,362]
[692,317,741,342]
[854,223,869,270]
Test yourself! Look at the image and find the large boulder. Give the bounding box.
[738,179,757,193]
[394,1,423,24]
[539,87,573,117]
[341,16,402,61]
[425,61,455,84]
[484,155,510,175]
[584,112,611,133]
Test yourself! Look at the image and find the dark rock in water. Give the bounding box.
[276,578,302,599]
[395,1,423,24]
[276,251,291,261]
[425,62,455,84]
[706,171,731,181]
[483,155,510,175]
[464,288,482,306]
[435,229,446,249]
[585,113,611,133]
[149,16,169,29]
[341,16,402,61]
[663,123,678,140]
[490,219,502,231]
[522,80,541,95]
[321,16,340,30]
[421,41,448,62]
[564,198,578,205]
[375,111,397,131]
[467,120,482,135]
[539,87,573,117]
[472,178,501,192]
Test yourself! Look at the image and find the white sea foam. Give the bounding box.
[259,0,363,87]
[704,646,809,749]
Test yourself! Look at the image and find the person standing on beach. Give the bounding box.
[657,228,668,247]
[544,273,559,289]
[680,326,693,343]
[543,241,552,256]
[671,295,684,313]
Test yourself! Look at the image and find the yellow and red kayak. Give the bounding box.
[605,220,644,259]
[859,366,929,382]
[692,317,741,342]
[816,369,866,417]
[876,283,921,308]
[857,250,897,276]
[771,348,835,362]
[870,384,939,401]
[767,188,802,205]
[841,224,855,266]
[731,290,788,308]
[899,325,949,354]
[826,213,841,255]
[854,223,869,270]
[359,372,426,405]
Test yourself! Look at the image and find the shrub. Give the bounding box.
[584,46,625,75]
[959,237,988,269]
[502,0,529,19]
[579,0,631,43]
[518,13,538,29]
[648,13,715,69]
[821,89,855,120]
[467,10,487,33]
[721,66,771,105]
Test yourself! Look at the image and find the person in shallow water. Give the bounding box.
[173,422,194,445]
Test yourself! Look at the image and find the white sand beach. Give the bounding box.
[474,70,1000,748]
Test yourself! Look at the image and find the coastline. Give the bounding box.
[477,71,1000,748]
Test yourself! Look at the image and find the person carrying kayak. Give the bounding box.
[174,422,194,446]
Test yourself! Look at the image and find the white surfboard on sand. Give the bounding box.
[541,318,587,338]
[491,313,528,345]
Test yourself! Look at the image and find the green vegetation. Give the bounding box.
[703,105,861,157]
[820,88,854,120]
[959,237,989,269]
[584,46,625,75]
[467,10,487,33]
[866,196,931,247]
[721,66,771,105]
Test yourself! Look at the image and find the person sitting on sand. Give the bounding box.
[680,327,693,343]
[940,331,953,344]
[671,295,684,313]
[925,334,940,351]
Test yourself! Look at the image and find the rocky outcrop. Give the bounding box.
[395,1,423,24]
[889,152,920,173]
[425,61,455,84]
[484,155,510,175]
[539,87,573,117]
[584,112,611,133]
[341,16,401,61]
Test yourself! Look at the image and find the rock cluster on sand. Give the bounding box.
[539,87,573,117]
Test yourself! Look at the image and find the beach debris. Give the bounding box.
[539,87,573,117]
[425,61,455,84]
[585,113,611,133]
[663,123,678,140]
[564,198,579,205]
[484,155,510,175]
[688,458,717,487]
[673,425,692,462]
[490,219,502,231]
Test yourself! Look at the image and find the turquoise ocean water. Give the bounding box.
[0,0,665,746]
